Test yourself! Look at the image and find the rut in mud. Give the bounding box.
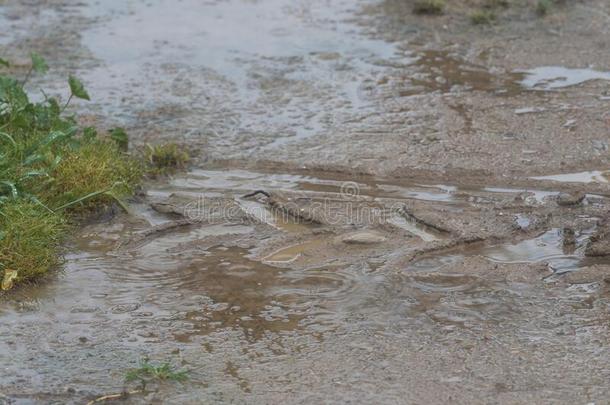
[1,0,610,404]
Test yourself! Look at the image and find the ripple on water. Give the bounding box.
[396,226,603,329]
[67,234,379,342]
[80,0,397,141]
[478,228,592,272]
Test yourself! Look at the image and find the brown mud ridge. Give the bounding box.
[1,0,610,403]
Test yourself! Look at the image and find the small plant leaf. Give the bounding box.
[42,130,68,146]
[83,126,97,141]
[0,58,9,68]
[68,76,90,101]
[110,127,129,151]
[23,153,44,166]
[1,269,18,290]
[20,170,48,180]
[105,190,131,213]
[30,52,48,74]
[51,155,62,169]
[0,181,18,198]
[0,132,17,148]
[53,181,124,212]
[26,195,54,213]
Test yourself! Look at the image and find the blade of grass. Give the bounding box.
[53,182,129,212]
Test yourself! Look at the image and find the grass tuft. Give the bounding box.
[470,9,497,25]
[413,0,445,15]
[144,142,189,175]
[47,141,142,211]
[536,0,552,16]
[125,359,188,389]
[0,201,65,286]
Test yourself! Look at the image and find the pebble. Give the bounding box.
[556,191,586,206]
[340,231,386,244]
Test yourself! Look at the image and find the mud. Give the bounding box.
[1,0,610,403]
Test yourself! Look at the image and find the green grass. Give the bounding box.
[125,359,188,389]
[470,9,497,25]
[413,0,445,15]
[0,201,65,288]
[536,0,552,15]
[144,142,189,175]
[484,0,510,9]
[0,53,142,288]
[45,140,142,211]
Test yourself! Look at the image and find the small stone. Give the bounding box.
[592,140,608,152]
[556,191,586,206]
[340,231,386,245]
[563,119,577,128]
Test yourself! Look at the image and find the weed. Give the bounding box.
[413,0,445,15]
[144,142,189,175]
[125,359,188,390]
[109,127,129,151]
[536,0,552,15]
[470,9,497,25]
[0,53,142,289]
[484,0,509,9]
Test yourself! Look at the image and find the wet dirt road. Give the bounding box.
[1,0,610,404]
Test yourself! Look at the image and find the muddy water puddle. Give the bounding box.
[6,224,594,340]
[433,227,597,274]
[3,169,605,326]
[2,168,610,402]
[2,0,610,400]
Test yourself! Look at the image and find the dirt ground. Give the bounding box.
[1,0,610,404]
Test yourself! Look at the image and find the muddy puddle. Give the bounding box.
[414,226,598,275]
[3,167,610,402]
[2,0,610,402]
